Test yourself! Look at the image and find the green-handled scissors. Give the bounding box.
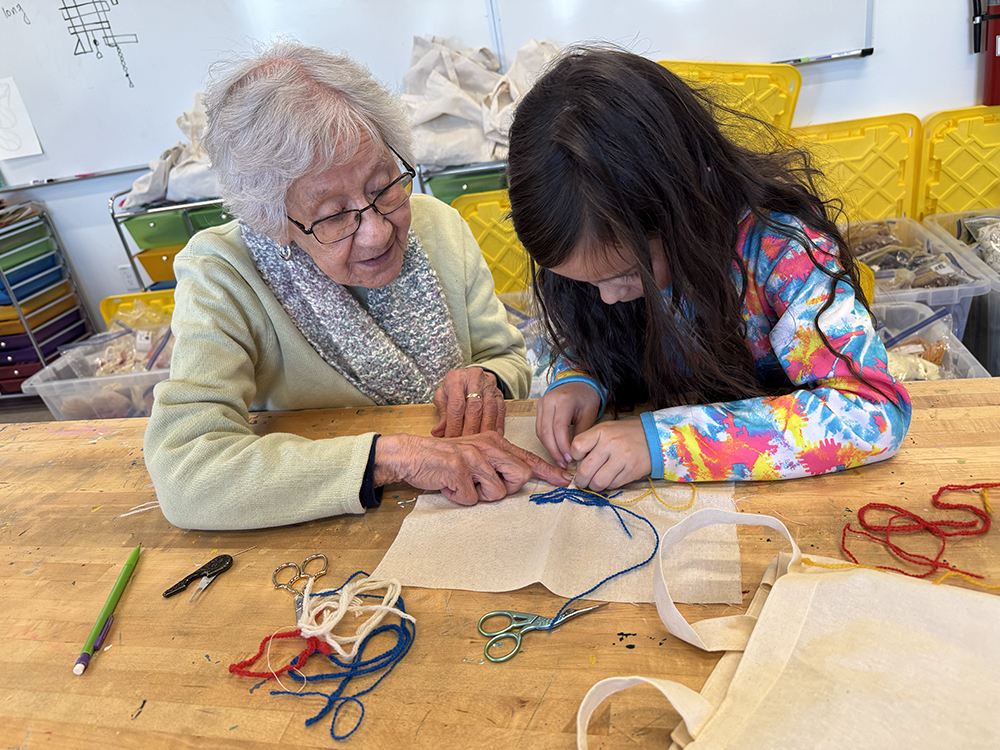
[477,603,609,662]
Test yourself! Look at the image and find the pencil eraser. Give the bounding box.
[73,663,85,675]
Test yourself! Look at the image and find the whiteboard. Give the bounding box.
[0,0,494,186]
[495,0,873,69]
[0,0,873,186]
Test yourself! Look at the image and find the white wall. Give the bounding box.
[0,0,984,328]
[793,0,980,126]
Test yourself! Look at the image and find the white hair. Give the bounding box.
[203,40,414,242]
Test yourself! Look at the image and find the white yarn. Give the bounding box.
[297,574,415,662]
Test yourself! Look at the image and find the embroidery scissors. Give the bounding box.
[477,602,609,662]
[163,545,257,601]
[272,553,329,620]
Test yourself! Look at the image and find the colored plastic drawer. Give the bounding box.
[0,361,42,379]
[0,293,77,336]
[123,210,192,249]
[0,220,47,256]
[0,360,43,393]
[0,309,82,351]
[188,205,232,231]
[0,375,30,394]
[0,254,58,304]
[426,169,507,208]
[1,319,87,365]
[135,245,183,282]
[0,235,56,272]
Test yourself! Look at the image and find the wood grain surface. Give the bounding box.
[2,380,999,749]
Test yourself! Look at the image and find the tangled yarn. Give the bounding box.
[801,483,999,589]
[229,571,415,740]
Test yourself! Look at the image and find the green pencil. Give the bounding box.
[73,544,141,675]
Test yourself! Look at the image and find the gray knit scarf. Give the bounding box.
[241,222,463,405]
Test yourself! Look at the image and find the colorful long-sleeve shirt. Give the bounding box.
[547,211,912,482]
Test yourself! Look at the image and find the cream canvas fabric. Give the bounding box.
[577,508,1000,749]
[372,417,742,605]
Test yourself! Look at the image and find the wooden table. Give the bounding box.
[2,379,999,749]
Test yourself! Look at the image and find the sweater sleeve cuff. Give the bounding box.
[480,367,511,399]
[641,412,665,480]
[360,434,383,509]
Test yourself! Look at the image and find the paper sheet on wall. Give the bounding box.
[373,416,742,604]
[0,78,43,160]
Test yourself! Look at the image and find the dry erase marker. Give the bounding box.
[73,544,141,675]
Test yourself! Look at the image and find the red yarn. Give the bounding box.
[228,629,332,679]
[841,482,998,579]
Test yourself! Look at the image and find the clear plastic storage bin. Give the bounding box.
[846,217,991,339]
[873,301,990,380]
[922,206,1000,377]
[20,357,169,420]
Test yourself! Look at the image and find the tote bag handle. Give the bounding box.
[577,509,801,749]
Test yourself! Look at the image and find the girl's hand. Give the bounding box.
[571,420,652,491]
[373,432,572,505]
[432,367,506,438]
[535,382,602,468]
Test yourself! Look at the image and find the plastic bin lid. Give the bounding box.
[99,289,175,325]
[792,113,921,221]
[917,105,1000,220]
[451,190,530,295]
[659,60,801,131]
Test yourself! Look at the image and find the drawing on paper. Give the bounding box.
[0,82,22,152]
[59,0,137,87]
[0,77,44,159]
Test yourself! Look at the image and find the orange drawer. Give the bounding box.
[135,245,184,282]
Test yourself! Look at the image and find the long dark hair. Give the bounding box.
[507,47,883,412]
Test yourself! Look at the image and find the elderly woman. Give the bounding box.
[144,42,570,530]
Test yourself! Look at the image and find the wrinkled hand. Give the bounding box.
[432,367,506,438]
[535,382,602,469]
[571,420,652,492]
[373,432,573,505]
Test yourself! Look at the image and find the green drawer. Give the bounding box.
[123,210,192,249]
[188,205,233,231]
[426,169,507,208]
[0,236,56,271]
[0,221,48,256]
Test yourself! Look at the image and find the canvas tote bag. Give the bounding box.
[577,508,1000,749]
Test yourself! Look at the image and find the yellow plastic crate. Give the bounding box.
[792,114,921,221]
[451,190,529,295]
[917,105,1000,220]
[99,289,175,325]
[660,60,801,132]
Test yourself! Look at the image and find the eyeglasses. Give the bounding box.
[286,148,416,244]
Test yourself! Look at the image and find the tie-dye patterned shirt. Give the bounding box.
[547,211,912,482]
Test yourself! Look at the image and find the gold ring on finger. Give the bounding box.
[466,393,483,399]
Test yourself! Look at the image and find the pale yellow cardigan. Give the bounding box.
[144,195,528,530]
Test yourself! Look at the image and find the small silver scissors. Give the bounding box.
[272,553,328,620]
[477,602,609,662]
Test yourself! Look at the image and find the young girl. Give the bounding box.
[506,48,911,491]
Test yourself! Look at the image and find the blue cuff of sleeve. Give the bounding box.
[544,375,608,420]
[641,412,665,480]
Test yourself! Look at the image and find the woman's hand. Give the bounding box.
[373,432,573,505]
[431,367,506,438]
[571,420,652,491]
[535,382,602,469]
